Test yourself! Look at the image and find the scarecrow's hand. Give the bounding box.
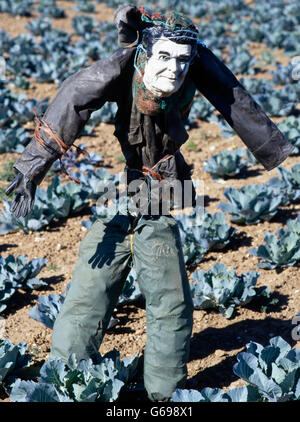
[5,173,37,218]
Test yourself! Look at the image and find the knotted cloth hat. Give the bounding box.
[114,4,201,48]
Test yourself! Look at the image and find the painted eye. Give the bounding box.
[158,55,169,61]
[179,58,190,64]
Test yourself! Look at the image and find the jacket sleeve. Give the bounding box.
[14,47,135,185]
[190,46,295,170]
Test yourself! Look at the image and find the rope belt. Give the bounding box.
[141,153,173,181]
[128,155,174,259]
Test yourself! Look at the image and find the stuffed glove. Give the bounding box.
[5,172,37,218]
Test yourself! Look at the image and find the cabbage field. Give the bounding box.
[0,0,300,403]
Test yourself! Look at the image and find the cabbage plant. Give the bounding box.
[254,84,299,117]
[0,83,49,132]
[203,147,248,179]
[249,229,300,270]
[0,255,47,313]
[267,176,300,207]
[226,45,258,75]
[277,116,300,155]
[25,17,52,36]
[71,15,98,35]
[0,128,30,154]
[271,62,300,86]
[173,336,300,402]
[0,339,31,388]
[286,215,300,236]
[190,262,268,318]
[175,209,235,265]
[29,289,67,330]
[117,268,143,306]
[10,350,138,402]
[35,0,65,18]
[0,0,34,16]
[73,0,95,13]
[275,163,300,203]
[218,184,283,225]
[172,386,249,402]
[187,94,215,123]
[0,175,94,235]
[233,336,300,402]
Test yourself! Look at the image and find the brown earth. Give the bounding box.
[0,1,299,402]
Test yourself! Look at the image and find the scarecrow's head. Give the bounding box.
[115,5,203,99]
[141,25,196,98]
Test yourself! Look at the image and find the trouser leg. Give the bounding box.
[49,213,133,363]
[132,214,194,401]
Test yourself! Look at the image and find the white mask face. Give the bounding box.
[143,38,192,98]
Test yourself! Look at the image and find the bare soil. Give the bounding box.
[0,1,299,401]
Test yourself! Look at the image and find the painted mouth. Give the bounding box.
[161,76,177,81]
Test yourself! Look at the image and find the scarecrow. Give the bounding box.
[6,5,294,401]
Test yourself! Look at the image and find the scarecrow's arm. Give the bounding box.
[13,48,135,185]
[190,46,294,170]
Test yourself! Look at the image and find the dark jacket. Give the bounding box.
[14,44,294,189]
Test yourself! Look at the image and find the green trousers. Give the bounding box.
[50,211,194,401]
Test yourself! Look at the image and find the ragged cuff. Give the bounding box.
[14,137,60,185]
[250,133,295,171]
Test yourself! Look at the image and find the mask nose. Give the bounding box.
[167,57,180,74]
